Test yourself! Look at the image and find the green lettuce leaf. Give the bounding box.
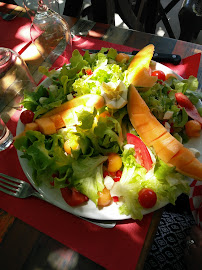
[14,131,73,187]
[70,155,108,204]
[116,149,190,220]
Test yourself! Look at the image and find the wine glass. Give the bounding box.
[24,0,72,69]
[23,0,60,22]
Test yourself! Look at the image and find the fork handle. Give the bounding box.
[32,191,46,200]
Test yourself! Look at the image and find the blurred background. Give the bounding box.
[15,0,202,44]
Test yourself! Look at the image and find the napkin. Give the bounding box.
[189,180,202,229]
[0,37,201,270]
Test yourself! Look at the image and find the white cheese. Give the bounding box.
[67,93,74,101]
[49,85,58,92]
[104,176,114,190]
[123,144,135,150]
[39,97,48,104]
[165,122,171,133]
[189,148,200,158]
[163,111,174,120]
[110,182,122,197]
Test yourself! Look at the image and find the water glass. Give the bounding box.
[30,9,72,68]
[0,47,36,112]
[0,117,13,152]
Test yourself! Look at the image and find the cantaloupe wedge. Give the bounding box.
[175,158,202,180]
[50,114,65,129]
[151,132,176,153]
[139,125,167,146]
[127,84,150,115]
[41,94,105,118]
[24,122,39,132]
[169,148,195,169]
[35,117,56,135]
[152,135,183,163]
[127,84,202,181]
[14,122,39,140]
[127,44,157,87]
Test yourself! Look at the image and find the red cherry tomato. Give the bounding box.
[151,70,166,81]
[127,133,153,171]
[113,170,122,182]
[103,170,110,178]
[175,92,202,126]
[61,187,89,206]
[86,69,93,76]
[138,188,157,208]
[20,110,34,124]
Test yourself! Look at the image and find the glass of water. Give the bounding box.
[0,117,13,151]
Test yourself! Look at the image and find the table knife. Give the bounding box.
[82,49,181,65]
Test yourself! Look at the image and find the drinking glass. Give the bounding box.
[0,117,13,152]
[23,0,60,21]
[30,8,72,68]
[0,47,36,112]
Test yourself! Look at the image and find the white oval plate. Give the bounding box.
[16,62,202,220]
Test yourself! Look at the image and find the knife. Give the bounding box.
[82,49,181,65]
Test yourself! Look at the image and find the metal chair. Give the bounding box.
[63,0,180,39]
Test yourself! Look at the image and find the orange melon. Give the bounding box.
[50,114,65,129]
[24,122,39,132]
[139,125,167,146]
[35,117,56,135]
[153,137,184,163]
[127,84,202,181]
[41,94,105,118]
[150,132,175,153]
[127,44,157,87]
[127,84,150,115]
[169,148,195,169]
[176,158,202,181]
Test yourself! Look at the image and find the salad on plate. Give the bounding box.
[14,45,202,221]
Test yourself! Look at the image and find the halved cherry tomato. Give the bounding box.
[20,110,34,124]
[113,170,122,182]
[60,187,89,206]
[138,188,157,208]
[113,196,119,202]
[103,170,110,178]
[86,69,93,76]
[175,92,202,126]
[126,133,153,171]
[151,70,166,81]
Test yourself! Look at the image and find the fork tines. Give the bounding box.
[0,173,23,196]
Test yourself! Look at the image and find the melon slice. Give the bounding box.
[50,114,65,129]
[150,132,175,153]
[129,113,151,130]
[24,122,39,132]
[41,94,105,118]
[169,148,195,169]
[154,137,184,163]
[176,158,202,181]
[35,117,56,135]
[127,84,202,181]
[139,125,167,146]
[127,84,150,115]
[127,44,157,87]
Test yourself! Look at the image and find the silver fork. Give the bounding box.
[0,173,116,229]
